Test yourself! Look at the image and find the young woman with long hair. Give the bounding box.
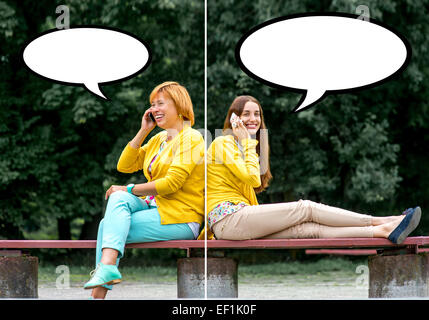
[206,95,421,244]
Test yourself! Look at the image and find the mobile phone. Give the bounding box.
[230,112,240,128]
[149,112,155,122]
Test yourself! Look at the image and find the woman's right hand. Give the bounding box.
[232,118,250,142]
[141,107,156,132]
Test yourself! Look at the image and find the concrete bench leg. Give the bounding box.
[369,253,429,298]
[177,257,238,298]
[0,253,38,298]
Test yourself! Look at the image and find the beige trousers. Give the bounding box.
[212,199,374,240]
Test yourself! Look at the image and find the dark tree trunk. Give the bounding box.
[79,213,103,240]
[57,218,71,240]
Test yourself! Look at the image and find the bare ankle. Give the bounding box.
[371,217,388,226]
[92,287,108,299]
[372,216,401,226]
[100,248,119,265]
[373,217,405,238]
[373,224,388,238]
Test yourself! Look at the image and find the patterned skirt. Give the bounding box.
[207,201,247,229]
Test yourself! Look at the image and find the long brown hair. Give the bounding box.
[223,95,272,193]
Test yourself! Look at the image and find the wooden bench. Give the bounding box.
[1,236,429,298]
[2,236,429,250]
[305,248,429,256]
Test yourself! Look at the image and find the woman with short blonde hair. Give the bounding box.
[84,81,204,299]
[150,81,195,126]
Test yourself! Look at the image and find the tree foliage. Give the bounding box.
[1,0,428,241]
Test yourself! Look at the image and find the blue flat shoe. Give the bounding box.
[401,208,413,215]
[83,262,122,290]
[388,206,422,244]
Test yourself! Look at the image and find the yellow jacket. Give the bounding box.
[200,135,261,240]
[117,124,205,225]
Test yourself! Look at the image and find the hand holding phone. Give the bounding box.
[141,107,156,131]
[230,112,240,128]
[230,112,249,141]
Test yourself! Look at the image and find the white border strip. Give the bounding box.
[204,0,208,300]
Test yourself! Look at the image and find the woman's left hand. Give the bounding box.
[105,185,127,200]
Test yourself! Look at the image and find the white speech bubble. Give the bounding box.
[23,26,151,100]
[236,13,411,112]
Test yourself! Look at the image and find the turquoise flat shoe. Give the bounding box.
[83,262,122,290]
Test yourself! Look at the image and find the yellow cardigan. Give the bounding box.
[200,135,261,240]
[117,124,205,225]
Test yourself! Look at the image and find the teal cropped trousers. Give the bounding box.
[94,190,194,289]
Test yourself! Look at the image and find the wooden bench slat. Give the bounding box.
[1,237,428,250]
[306,249,379,255]
[206,236,429,249]
[305,248,429,255]
[0,240,203,249]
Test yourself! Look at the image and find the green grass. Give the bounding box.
[237,258,367,286]
[239,257,364,277]
[39,265,178,285]
[38,257,367,286]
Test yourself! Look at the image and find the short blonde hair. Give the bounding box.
[149,81,195,126]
